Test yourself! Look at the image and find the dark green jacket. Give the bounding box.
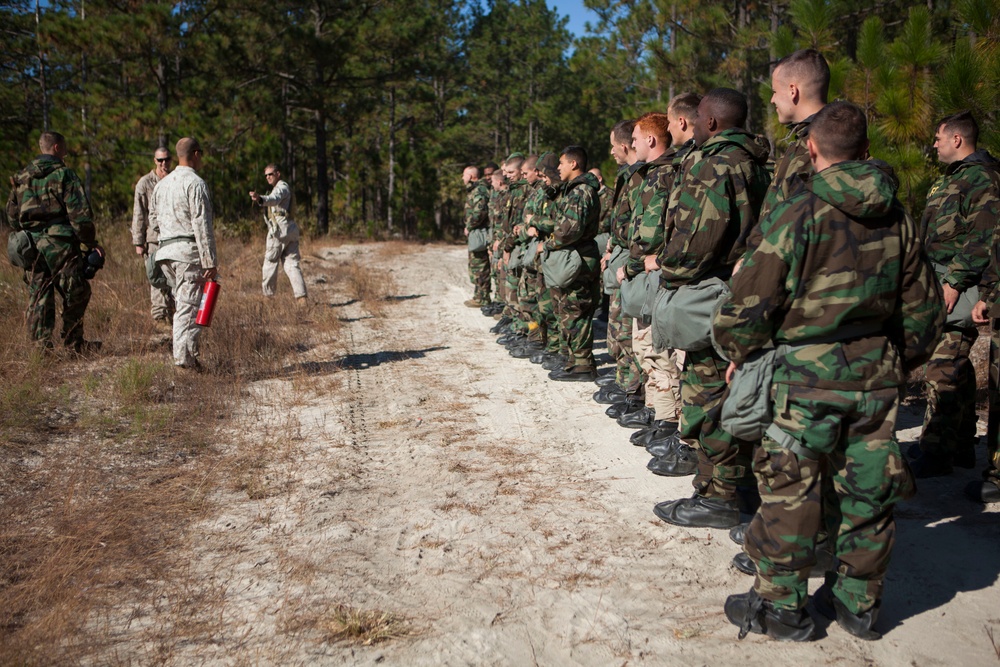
[6,154,96,245]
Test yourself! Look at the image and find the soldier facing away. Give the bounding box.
[152,137,218,370]
[6,131,103,353]
[132,146,175,324]
[714,101,944,641]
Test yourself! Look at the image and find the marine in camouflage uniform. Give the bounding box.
[624,133,691,428]
[487,173,508,315]
[132,147,175,322]
[544,150,601,378]
[6,132,99,351]
[608,162,646,392]
[746,48,828,253]
[463,166,492,306]
[513,159,549,352]
[654,90,771,525]
[914,122,1000,476]
[529,153,565,358]
[501,165,530,335]
[714,103,943,640]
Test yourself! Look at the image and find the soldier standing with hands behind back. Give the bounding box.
[250,164,307,303]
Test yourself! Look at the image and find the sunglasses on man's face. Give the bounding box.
[265,172,276,177]
[156,157,171,163]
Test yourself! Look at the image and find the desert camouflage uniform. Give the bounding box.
[624,145,687,420]
[608,163,646,391]
[6,154,96,347]
[152,166,217,368]
[714,160,944,615]
[545,172,601,370]
[918,150,1000,461]
[464,178,492,304]
[132,168,175,320]
[660,128,771,499]
[259,179,307,299]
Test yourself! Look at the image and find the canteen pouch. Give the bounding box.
[7,230,38,269]
[468,226,490,253]
[541,247,583,289]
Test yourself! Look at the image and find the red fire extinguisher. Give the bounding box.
[195,279,220,327]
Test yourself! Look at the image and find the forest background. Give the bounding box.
[1,0,998,239]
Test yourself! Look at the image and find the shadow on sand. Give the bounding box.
[281,346,448,376]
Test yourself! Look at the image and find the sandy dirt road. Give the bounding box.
[130,242,1000,666]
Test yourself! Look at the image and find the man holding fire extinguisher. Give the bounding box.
[151,137,218,370]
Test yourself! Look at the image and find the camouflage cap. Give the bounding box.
[506,152,525,162]
[537,152,559,179]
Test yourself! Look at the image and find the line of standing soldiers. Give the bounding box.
[461,48,1000,642]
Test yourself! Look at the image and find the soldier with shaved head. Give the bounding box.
[152,137,218,370]
[715,101,943,641]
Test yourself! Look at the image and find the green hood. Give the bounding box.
[567,171,600,191]
[700,128,770,165]
[809,160,899,219]
[23,155,64,180]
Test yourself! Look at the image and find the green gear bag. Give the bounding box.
[145,252,172,291]
[507,243,526,271]
[602,244,629,295]
[541,247,582,289]
[7,230,38,269]
[720,346,777,440]
[620,271,660,320]
[651,276,730,352]
[467,227,490,253]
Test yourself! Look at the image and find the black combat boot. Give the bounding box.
[812,581,881,640]
[724,589,816,641]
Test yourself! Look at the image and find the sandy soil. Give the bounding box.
[116,242,1000,666]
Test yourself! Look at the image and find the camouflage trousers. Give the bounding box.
[746,383,913,614]
[467,249,491,304]
[985,320,1000,488]
[145,241,175,321]
[632,320,681,421]
[552,274,599,370]
[25,233,91,347]
[919,326,979,458]
[537,275,562,355]
[263,233,307,299]
[160,260,208,368]
[680,347,756,498]
[518,266,543,344]
[608,288,644,392]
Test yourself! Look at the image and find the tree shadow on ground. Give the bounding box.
[328,298,358,308]
[280,346,448,376]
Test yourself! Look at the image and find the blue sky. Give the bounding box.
[548,0,601,38]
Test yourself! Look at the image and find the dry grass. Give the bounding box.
[283,603,410,647]
[0,225,343,664]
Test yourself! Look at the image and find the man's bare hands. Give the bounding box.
[973,300,990,324]
[942,283,960,314]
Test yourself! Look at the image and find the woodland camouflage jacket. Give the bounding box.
[714,160,944,390]
[6,155,96,246]
[609,162,644,250]
[625,140,693,278]
[501,179,529,252]
[597,183,614,235]
[659,128,770,288]
[464,180,490,231]
[544,172,600,253]
[921,149,1000,293]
